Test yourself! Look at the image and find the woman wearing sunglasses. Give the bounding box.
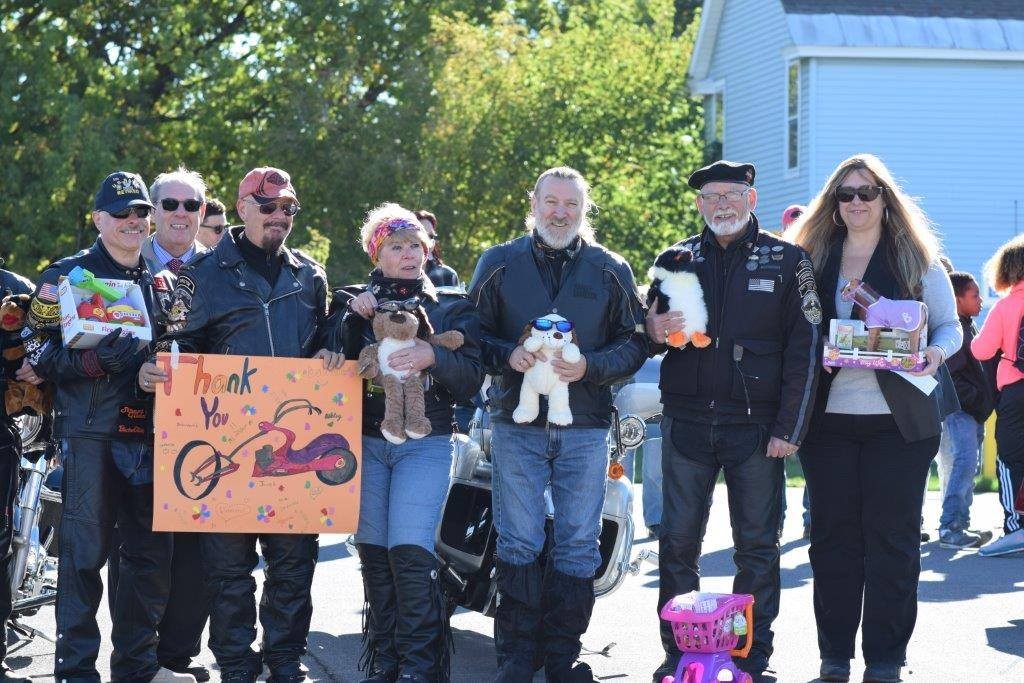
[325,203,482,683]
[788,154,961,683]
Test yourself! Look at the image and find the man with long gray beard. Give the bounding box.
[469,166,647,682]
[645,161,820,682]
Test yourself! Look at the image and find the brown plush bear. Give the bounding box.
[1,294,52,417]
[357,304,463,444]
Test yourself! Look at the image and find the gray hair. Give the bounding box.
[150,166,207,202]
[525,166,597,242]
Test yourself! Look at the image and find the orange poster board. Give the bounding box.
[152,353,362,533]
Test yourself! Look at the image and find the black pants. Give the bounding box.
[0,421,21,664]
[109,530,210,668]
[55,437,173,682]
[994,381,1024,534]
[199,532,317,675]
[658,416,783,664]
[800,413,938,667]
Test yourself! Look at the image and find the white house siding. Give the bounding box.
[809,57,1024,294]
[703,0,808,233]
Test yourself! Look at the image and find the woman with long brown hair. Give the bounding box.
[789,154,961,683]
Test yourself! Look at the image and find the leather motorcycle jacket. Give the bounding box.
[159,226,328,358]
[29,239,175,440]
[468,234,648,428]
[325,276,483,437]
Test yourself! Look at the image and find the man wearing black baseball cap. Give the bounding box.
[645,160,821,681]
[28,171,194,682]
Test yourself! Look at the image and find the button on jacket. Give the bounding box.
[651,217,820,445]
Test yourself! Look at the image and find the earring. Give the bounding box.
[832,209,844,227]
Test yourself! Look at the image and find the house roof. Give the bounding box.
[689,0,1024,84]
[780,1,1024,20]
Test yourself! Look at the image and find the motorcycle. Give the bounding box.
[8,411,60,641]
[435,400,650,617]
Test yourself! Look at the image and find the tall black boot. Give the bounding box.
[389,545,451,683]
[356,544,399,683]
[541,569,596,683]
[493,559,542,683]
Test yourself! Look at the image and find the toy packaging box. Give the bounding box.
[823,318,928,372]
[57,275,152,349]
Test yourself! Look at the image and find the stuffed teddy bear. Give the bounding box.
[357,300,464,444]
[513,313,581,426]
[648,245,711,349]
[1,293,52,417]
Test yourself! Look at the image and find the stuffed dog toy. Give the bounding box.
[357,298,464,444]
[648,245,711,348]
[513,313,581,426]
[1,293,52,417]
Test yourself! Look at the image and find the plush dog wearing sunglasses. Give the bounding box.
[648,245,711,348]
[513,313,581,426]
[357,298,464,444]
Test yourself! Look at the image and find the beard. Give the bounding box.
[260,221,290,252]
[705,210,750,237]
[532,218,580,249]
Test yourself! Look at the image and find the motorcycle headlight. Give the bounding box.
[618,415,646,449]
[15,414,43,447]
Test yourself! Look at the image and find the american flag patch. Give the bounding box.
[748,278,775,293]
[37,283,58,302]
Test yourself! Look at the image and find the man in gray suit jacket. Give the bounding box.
[142,167,211,275]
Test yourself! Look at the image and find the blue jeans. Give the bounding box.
[938,411,984,533]
[491,422,608,578]
[355,434,453,552]
[641,437,663,528]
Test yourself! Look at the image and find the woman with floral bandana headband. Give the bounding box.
[323,203,482,683]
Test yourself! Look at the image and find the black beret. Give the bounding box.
[687,160,756,190]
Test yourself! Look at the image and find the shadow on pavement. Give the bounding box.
[918,546,1024,602]
[985,618,1024,659]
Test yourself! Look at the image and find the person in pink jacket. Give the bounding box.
[971,235,1024,556]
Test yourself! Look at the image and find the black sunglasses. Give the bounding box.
[375,297,421,313]
[835,185,884,203]
[160,198,202,212]
[255,200,300,216]
[108,206,151,219]
[532,318,573,333]
[200,223,225,234]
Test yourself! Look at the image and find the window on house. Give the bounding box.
[704,91,724,163]
[787,61,799,170]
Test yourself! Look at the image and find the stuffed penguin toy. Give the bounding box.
[647,245,711,349]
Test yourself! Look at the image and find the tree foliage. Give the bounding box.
[0,0,703,285]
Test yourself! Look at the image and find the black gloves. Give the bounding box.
[93,329,140,375]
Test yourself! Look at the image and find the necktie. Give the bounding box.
[167,258,183,274]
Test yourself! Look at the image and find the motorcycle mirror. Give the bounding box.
[618,414,646,449]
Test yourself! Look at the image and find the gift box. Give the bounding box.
[57,276,152,349]
[822,318,927,372]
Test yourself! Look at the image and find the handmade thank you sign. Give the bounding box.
[153,353,362,533]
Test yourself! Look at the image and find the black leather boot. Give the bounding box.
[389,545,450,683]
[541,569,595,683]
[493,559,542,683]
[356,544,399,683]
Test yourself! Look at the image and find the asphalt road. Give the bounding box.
[8,486,1023,681]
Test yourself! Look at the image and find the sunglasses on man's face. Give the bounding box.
[108,206,151,219]
[835,185,884,203]
[160,198,202,212]
[255,200,300,216]
[532,318,574,333]
[375,297,421,314]
[200,223,225,234]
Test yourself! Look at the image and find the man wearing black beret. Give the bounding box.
[646,160,821,681]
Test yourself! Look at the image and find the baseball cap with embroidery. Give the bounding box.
[94,171,155,213]
[238,166,298,205]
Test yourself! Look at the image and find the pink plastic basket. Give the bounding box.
[659,591,755,654]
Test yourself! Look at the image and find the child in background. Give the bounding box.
[972,236,1024,556]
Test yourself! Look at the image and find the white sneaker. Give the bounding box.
[150,667,197,682]
[978,528,1024,557]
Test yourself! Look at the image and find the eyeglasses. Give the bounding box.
[160,198,202,212]
[375,297,421,313]
[698,189,749,204]
[200,223,225,234]
[250,199,300,216]
[835,185,884,203]
[532,318,574,333]
[108,206,151,219]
